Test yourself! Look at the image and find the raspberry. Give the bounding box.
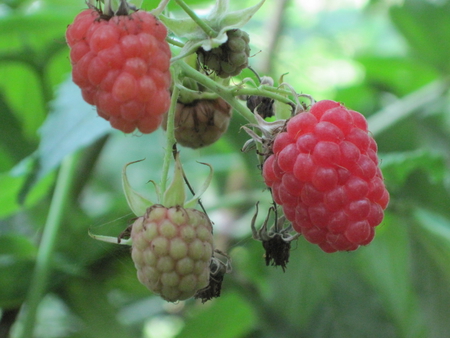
[197,29,250,78]
[131,205,214,302]
[66,8,171,133]
[162,98,232,148]
[263,100,389,253]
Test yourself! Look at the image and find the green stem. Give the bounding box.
[177,83,220,103]
[18,154,79,338]
[166,36,184,48]
[177,61,257,123]
[174,0,218,38]
[231,86,294,106]
[160,86,180,196]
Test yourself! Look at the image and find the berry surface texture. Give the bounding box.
[263,100,390,253]
[131,205,214,302]
[66,9,171,133]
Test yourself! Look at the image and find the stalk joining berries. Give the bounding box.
[131,205,214,302]
[262,100,389,253]
[66,7,171,133]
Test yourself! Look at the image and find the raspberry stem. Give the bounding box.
[174,0,219,38]
[177,60,256,123]
[231,86,296,107]
[176,61,301,122]
[176,83,220,103]
[160,86,180,197]
[18,153,79,338]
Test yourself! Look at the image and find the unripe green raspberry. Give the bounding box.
[197,29,250,78]
[131,205,214,302]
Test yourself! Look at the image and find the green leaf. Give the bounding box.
[356,213,428,337]
[0,166,54,220]
[267,242,332,332]
[64,277,132,338]
[357,56,438,96]
[390,0,450,73]
[379,149,446,189]
[0,63,46,140]
[414,208,450,282]
[0,91,35,161]
[175,292,256,338]
[0,234,37,258]
[37,77,111,181]
[0,234,37,309]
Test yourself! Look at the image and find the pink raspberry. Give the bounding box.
[131,205,214,302]
[263,100,389,253]
[66,8,171,133]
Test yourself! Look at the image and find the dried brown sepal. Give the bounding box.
[251,203,299,272]
[247,95,274,119]
[262,235,292,272]
[194,251,232,303]
[246,76,275,119]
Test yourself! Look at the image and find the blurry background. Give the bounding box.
[1,0,450,337]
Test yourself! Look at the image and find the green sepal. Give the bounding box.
[162,153,186,208]
[274,73,293,120]
[150,0,170,16]
[162,0,265,61]
[274,101,292,120]
[209,0,229,21]
[88,229,132,246]
[184,162,213,209]
[122,159,153,217]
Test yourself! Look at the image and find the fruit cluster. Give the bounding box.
[66,8,171,133]
[79,1,392,305]
[131,205,214,302]
[262,100,389,253]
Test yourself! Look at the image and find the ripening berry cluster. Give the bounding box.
[163,98,232,149]
[197,29,250,78]
[131,205,214,302]
[263,100,389,253]
[66,9,171,133]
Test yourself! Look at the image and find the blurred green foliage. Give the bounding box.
[1,0,450,337]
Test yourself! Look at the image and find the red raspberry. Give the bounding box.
[66,9,171,133]
[263,100,389,253]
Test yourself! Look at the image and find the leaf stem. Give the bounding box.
[160,86,180,197]
[18,153,79,338]
[174,0,218,38]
